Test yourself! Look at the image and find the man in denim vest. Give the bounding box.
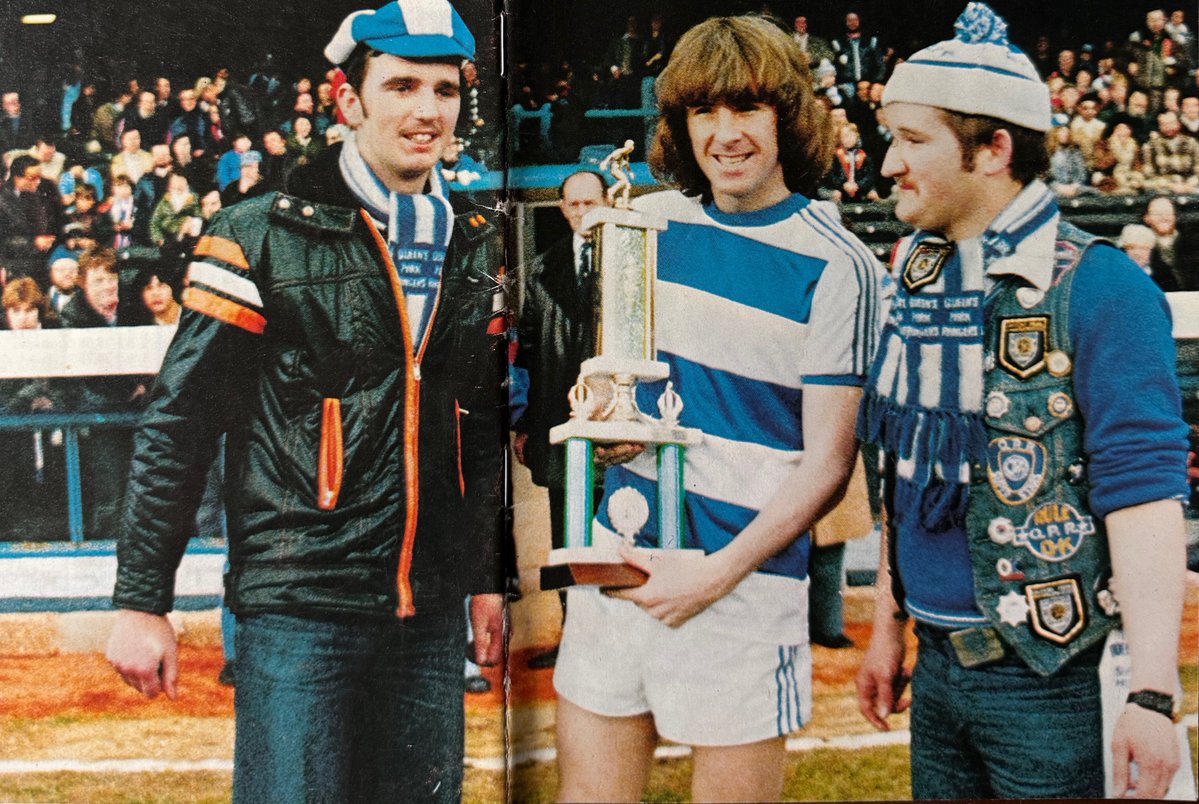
[854,4,1189,798]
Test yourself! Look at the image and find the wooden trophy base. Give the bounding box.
[540,546,648,591]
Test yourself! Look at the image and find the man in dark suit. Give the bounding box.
[513,170,608,668]
[0,92,36,153]
[0,154,61,283]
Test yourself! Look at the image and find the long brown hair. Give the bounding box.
[648,15,834,199]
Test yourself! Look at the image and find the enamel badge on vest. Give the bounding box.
[1024,576,1086,645]
[986,436,1047,505]
[1012,501,1095,562]
[998,316,1049,378]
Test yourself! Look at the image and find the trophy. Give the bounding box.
[540,143,703,591]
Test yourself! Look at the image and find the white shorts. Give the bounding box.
[553,587,812,746]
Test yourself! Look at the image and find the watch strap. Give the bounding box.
[1126,689,1180,723]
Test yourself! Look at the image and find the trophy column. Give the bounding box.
[541,203,702,591]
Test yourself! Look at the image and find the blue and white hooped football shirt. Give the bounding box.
[590,190,885,643]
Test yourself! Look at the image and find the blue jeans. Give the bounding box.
[910,624,1104,799]
[233,608,466,804]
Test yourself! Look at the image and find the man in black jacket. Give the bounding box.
[514,170,607,668]
[0,155,61,283]
[105,3,506,802]
[0,92,36,153]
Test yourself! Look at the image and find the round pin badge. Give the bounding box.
[985,391,1011,418]
[988,517,1015,545]
[1024,415,1043,432]
[1016,287,1045,309]
[1048,392,1074,419]
[1046,350,1072,377]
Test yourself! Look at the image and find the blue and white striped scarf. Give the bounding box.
[339,133,454,350]
[859,181,1060,531]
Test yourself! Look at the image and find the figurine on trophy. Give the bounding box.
[540,142,704,591]
[598,139,635,208]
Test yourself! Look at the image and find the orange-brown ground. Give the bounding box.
[1,585,1193,722]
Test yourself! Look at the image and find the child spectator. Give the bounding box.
[62,183,113,250]
[46,256,78,313]
[1091,121,1145,193]
[821,122,879,202]
[1047,123,1090,196]
[1068,92,1106,166]
[215,133,252,191]
[108,175,136,249]
[135,267,181,326]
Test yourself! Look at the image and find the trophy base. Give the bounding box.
[549,418,701,446]
[541,546,648,590]
[540,546,705,590]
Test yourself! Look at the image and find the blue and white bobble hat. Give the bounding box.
[324,0,475,65]
[883,3,1050,132]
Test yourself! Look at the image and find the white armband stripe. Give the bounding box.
[187,261,263,308]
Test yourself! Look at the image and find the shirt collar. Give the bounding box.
[976,180,1060,292]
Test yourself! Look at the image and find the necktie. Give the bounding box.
[578,240,593,281]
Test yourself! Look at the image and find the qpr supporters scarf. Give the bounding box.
[340,133,454,349]
[858,181,1059,531]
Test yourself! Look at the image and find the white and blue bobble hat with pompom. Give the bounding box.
[882,3,1050,132]
[324,0,475,65]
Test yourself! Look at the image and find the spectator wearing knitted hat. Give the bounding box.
[856,3,1190,799]
[218,148,266,207]
[106,3,504,803]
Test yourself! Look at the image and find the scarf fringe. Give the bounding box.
[857,387,987,532]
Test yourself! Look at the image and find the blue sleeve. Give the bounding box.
[1070,244,1189,517]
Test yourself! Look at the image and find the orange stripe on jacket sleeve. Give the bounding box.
[182,287,266,334]
[194,235,250,270]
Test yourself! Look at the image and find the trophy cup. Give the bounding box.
[540,143,703,590]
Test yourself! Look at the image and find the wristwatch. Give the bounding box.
[1126,689,1181,723]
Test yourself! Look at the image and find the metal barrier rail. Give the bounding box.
[0,411,141,544]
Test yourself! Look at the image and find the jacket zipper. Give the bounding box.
[361,210,447,618]
[317,397,344,510]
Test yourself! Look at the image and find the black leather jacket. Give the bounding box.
[114,146,507,619]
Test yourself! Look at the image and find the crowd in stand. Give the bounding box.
[0,66,350,539]
[512,7,1199,200]
[510,7,1199,291]
[0,8,1197,539]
